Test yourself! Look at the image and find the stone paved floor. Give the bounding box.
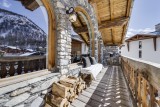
[70,66,133,107]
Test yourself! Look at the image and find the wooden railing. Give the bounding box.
[121,56,160,107]
[0,56,46,78]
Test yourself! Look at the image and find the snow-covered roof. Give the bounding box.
[26,49,34,52]
[20,52,35,56]
[6,46,21,50]
[71,35,84,42]
[125,31,160,42]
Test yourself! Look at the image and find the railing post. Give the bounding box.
[137,74,142,107]
[1,62,7,78]
[9,62,15,76]
[149,84,155,107]
[142,77,147,107]
[17,61,22,74]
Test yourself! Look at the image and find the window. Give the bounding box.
[139,41,142,49]
[139,50,142,58]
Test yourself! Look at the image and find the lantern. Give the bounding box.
[66,7,77,22]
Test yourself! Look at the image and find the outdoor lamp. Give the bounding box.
[66,7,77,22]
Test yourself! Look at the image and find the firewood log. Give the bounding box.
[64,101,70,107]
[45,93,67,107]
[52,82,69,98]
[59,78,77,88]
[44,103,55,107]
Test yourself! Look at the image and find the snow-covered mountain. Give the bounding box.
[0,8,47,49]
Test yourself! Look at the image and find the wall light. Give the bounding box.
[66,7,77,22]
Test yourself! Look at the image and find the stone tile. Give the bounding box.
[4,93,30,107]
[30,97,44,107]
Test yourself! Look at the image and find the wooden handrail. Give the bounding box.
[0,56,46,78]
[121,56,160,107]
[0,56,46,62]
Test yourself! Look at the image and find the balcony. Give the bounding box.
[0,56,46,78]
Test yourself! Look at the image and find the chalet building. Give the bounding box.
[0,46,22,54]
[1,0,160,107]
[120,23,160,64]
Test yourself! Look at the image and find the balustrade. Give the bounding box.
[121,56,160,107]
[0,56,46,78]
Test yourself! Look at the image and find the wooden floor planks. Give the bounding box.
[70,66,133,107]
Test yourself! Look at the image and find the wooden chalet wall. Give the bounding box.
[71,40,82,55]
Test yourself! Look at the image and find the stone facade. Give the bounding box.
[53,0,101,73]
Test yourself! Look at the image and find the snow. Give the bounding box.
[20,52,35,56]
[26,49,34,52]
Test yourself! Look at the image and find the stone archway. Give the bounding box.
[41,0,56,70]
[19,0,102,74]
[61,0,101,62]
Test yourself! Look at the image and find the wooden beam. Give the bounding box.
[80,34,89,45]
[74,17,129,34]
[88,0,99,3]
[111,29,114,44]
[109,0,114,44]
[76,13,84,27]
[127,41,130,52]
[121,0,133,43]
[41,0,55,70]
[19,0,39,11]
[91,3,101,24]
[153,37,157,51]
[109,0,114,20]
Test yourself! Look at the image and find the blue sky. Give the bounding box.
[0,0,48,34]
[0,0,160,37]
[127,0,160,37]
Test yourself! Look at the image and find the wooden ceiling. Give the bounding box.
[73,0,133,46]
[19,0,133,46]
[72,12,90,45]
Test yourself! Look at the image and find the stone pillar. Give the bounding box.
[56,14,71,75]
[54,1,72,75]
[100,40,104,64]
[94,35,98,62]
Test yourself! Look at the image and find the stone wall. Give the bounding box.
[0,72,60,107]
[54,0,101,68]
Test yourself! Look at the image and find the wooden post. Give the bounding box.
[137,74,141,107]
[149,84,155,107]
[153,37,157,51]
[142,77,147,107]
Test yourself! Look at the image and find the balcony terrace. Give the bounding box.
[1,0,159,107]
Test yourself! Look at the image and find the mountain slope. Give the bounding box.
[0,8,47,49]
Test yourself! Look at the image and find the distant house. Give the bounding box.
[120,23,160,64]
[1,46,22,54]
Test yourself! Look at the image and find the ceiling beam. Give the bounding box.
[91,3,101,24]
[109,0,114,44]
[88,0,99,3]
[19,0,39,11]
[74,17,129,34]
[121,0,133,43]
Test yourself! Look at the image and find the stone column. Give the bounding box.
[94,35,98,62]
[56,14,71,75]
[54,1,72,75]
[100,39,104,64]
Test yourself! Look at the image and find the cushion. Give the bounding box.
[89,57,97,65]
[89,57,93,64]
[91,57,97,64]
[82,63,103,79]
[82,57,91,68]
